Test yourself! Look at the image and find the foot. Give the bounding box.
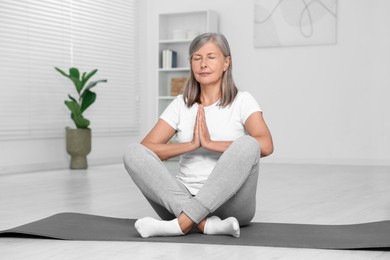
[134,217,184,238]
[203,216,240,238]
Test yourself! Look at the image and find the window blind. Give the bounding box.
[0,0,139,139]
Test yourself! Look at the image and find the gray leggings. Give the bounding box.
[123,135,260,226]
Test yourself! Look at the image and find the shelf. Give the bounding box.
[157,10,218,117]
[158,96,176,100]
[159,67,190,72]
[159,39,192,44]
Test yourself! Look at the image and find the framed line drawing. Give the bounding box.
[254,0,337,47]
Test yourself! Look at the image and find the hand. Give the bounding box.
[198,105,212,149]
[191,106,201,148]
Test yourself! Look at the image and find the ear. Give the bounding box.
[224,56,231,71]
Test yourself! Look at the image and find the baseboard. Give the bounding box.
[262,157,390,167]
[0,161,69,175]
[0,157,123,175]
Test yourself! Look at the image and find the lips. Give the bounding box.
[198,72,211,76]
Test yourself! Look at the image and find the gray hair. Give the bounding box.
[183,33,238,108]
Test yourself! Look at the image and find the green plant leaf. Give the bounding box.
[69,68,80,79]
[64,100,81,117]
[57,67,106,129]
[68,94,78,103]
[72,114,90,128]
[54,67,69,78]
[82,69,98,87]
[65,100,90,128]
[69,68,83,93]
[80,90,96,113]
[56,67,81,94]
[81,79,108,96]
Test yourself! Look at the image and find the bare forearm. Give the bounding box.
[252,136,273,157]
[141,141,198,161]
[205,136,273,157]
[203,140,232,153]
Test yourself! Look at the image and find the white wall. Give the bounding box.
[145,0,390,165]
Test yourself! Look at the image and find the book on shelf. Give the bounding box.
[162,49,177,69]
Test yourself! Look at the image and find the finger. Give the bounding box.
[195,109,200,126]
[197,105,202,120]
[195,107,199,126]
[199,106,205,131]
[196,106,203,138]
[200,106,206,130]
[198,105,204,129]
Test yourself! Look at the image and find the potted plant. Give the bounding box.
[55,67,107,169]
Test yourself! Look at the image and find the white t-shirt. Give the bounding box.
[160,91,262,195]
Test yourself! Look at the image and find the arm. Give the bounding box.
[198,105,232,153]
[199,106,273,157]
[244,111,274,157]
[140,119,199,161]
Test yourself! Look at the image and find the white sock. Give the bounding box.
[134,217,184,238]
[203,216,240,238]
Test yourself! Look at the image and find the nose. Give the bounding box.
[200,59,207,69]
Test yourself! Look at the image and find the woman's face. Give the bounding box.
[191,41,230,87]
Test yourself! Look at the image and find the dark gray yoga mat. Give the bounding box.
[1,212,390,250]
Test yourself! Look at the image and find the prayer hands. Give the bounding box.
[191,105,211,149]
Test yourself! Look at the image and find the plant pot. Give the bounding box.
[66,127,91,169]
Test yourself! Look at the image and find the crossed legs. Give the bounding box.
[123,135,260,237]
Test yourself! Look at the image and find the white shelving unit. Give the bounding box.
[157,10,218,117]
